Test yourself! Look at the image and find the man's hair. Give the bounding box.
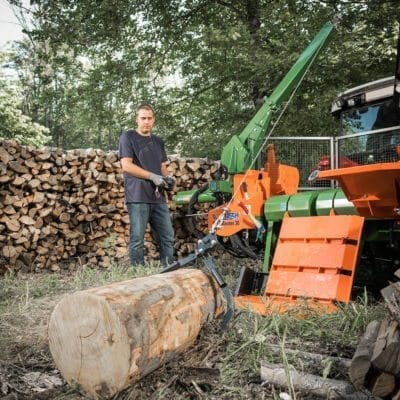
[135,104,154,116]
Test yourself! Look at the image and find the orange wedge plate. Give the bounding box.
[235,213,365,314]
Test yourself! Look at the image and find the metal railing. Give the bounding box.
[336,126,400,167]
[267,136,334,189]
[263,126,400,190]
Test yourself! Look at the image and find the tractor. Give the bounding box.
[165,18,400,320]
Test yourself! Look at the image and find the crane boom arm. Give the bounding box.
[221,22,335,174]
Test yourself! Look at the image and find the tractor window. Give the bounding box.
[341,100,399,134]
[337,99,400,165]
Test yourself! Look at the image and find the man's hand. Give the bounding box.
[149,173,165,187]
[163,175,176,189]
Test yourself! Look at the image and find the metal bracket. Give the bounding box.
[235,267,268,296]
[161,234,234,330]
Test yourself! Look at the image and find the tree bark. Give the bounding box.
[48,269,224,399]
[266,344,351,369]
[349,320,380,389]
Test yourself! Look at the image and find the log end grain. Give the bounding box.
[49,292,131,399]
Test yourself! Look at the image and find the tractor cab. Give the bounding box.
[319,77,400,172]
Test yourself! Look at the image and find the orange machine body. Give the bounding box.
[318,162,400,219]
[208,145,299,236]
[234,161,400,315]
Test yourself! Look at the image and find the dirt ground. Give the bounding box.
[0,318,355,400]
[0,262,385,400]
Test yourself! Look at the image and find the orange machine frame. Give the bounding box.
[318,162,400,219]
[208,145,299,236]
[235,161,400,314]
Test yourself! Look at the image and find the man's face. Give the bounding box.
[136,109,155,135]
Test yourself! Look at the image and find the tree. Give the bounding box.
[0,51,50,146]
[6,0,400,158]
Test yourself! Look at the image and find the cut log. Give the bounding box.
[48,269,224,399]
[0,216,20,232]
[267,344,351,369]
[368,371,395,397]
[349,320,380,389]
[371,318,400,374]
[260,361,365,399]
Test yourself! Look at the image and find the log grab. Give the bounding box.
[161,232,234,330]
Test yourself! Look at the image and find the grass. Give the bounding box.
[213,291,385,398]
[0,258,387,399]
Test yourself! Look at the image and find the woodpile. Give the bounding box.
[0,140,219,273]
[347,272,400,398]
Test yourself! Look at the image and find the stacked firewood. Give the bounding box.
[0,140,219,273]
[349,271,400,398]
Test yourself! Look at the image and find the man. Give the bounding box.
[118,104,174,267]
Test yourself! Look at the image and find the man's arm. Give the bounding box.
[161,162,169,176]
[120,157,152,179]
[121,157,166,186]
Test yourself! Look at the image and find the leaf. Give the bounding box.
[322,359,332,379]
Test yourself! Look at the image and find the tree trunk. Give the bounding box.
[48,269,224,399]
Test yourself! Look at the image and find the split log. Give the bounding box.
[349,320,380,389]
[369,371,395,397]
[260,362,367,399]
[48,269,224,399]
[371,318,400,374]
[350,317,400,397]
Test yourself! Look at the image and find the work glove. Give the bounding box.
[148,173,165,187]
[163,175,176,189]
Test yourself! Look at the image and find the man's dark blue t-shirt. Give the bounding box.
[118,129,168,203]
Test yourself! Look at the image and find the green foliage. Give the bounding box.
[0,94,50,145]
[0,51,50,145]
[5,0,400,157]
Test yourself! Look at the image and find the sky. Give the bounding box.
[0,0,26,49]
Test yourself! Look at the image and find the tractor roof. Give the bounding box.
[331,76,395,117]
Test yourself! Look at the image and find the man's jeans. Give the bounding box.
[127,202,174,267]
